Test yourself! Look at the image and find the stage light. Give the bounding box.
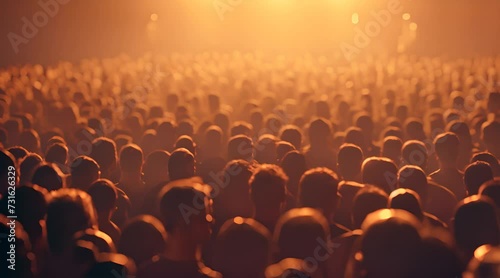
[150,13,158,22]
[409,22,418,31]
[402,13,411,21]
[352,13,359,24]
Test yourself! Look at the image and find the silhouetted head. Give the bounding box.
[274,208,330,261]
[434,132,460,165]
[214,217,271,278]
[175,135,196,156]
[464,161,493,195]
[481,121,500,158]
[70,156,100,191]
[7,146,28,161]
[158,183,212,243]
[351,185,389,229]
[90,137,117,177]
[276,141,295,162]
[405,118,426,141]
[280,151,307,196]
[230,121,253,137]
[255,134,278,164]
[337,143,363,181]
[389,188,424,220]
[265,258,312,278]
[398,165,428,202]
[31,163,64,191]
[46,189,97,255]
[382,136,403,164]
[280,125,302,150]
[228,135,253,162]
[454,196,500,261]
[361,157,398,193]
[250,164,288,212]
[87,179,118,215]
[402,140,428,170]
[19,153,43,186]
[19,129,41,153]
[479,178,500,208]
[298,167,339,218]
[168,148,195,181]
[45,142,69,166]
[119,144,143,174]
[471,152,500,177]
[356,209,422,278]
[143,150,170,185]
[118,215,167,265]
[308,118,332,147]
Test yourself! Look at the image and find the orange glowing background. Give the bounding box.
[1,0,499,66]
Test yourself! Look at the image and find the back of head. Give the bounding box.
[280,125,302,150]
[265,258,313,278]
[19,129,41,153]
[274,208,330,261]
[357,209,422,278]
[337,143,363,180]
[31,163,64,191]
[382,136,403,164]
[70,156,100,190]
[143,150,170,184]
[250,164,288,210]
[361,157,398,193]
[276,141,295,162]
[46,188,97,255]
[405,118,426,141]
[481,121,500,157]
[119,144,143,173]
[434,132,460,164]
[19,153,43,185]
[344,127,366,151]
[118,215,167,265]
[471,152,500,177]
[7,146,28,161]
[398,165,428,201]
[280,151,307,180]
[298,167,339,216]
[168,148,195,181]
[158,183,210,236]
[45,142,69,165]
[465,161,493,195]
[352,186,389,229]
[308,118,331,146]
[454,196,500,259]
[228,135,253,161]
[255,134,278,164]
[90,137,117,173]
[479,178,500,208]
[175,135,196,156]
[214,217,271,278]
[402,140,428,170]
[87,179,118,214]
[388,188,424,220]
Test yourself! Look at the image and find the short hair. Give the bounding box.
[298,168,339,214]
[471,152,500,176]
[45,143,68,165]
[87,179,118,213]
[90,137,117,172]
[7,146,28,161]
[479,178,500,208]
[401,140,428,169]
[434,132,460,163]
[19,153,43,185]
[230,121,253,137]
[338,143,363,179]
[397,165,428,201]
[276,141,295,162]
[159,183,210,232]
[118,215,167,265]
[168,148,195,181]
[143,150,170,182]
[362,157,398,193]
[388,189,423,220]
[228,135,253,161]
[46,189,97,254]
[214,217,271,277]
[352,186,389,228]
[482,121,500,147]
[19,129,41,153]
[308,118,331,145]
[174,135,196,155]
[119,144,143,173]
[70,156,100,190]
[382,136,403,163]
[250,164,288,209]
[274,208,330,261]
[464,161,493,195]
[280,125,302,150]
[31,163,64,191]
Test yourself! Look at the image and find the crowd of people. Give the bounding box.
[1,53,500,277]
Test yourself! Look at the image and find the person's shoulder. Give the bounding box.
[330,222,351,238]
